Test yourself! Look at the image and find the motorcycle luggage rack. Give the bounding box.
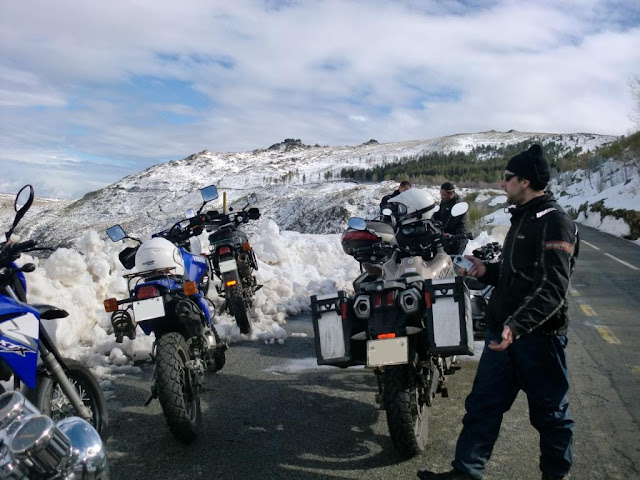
[123,267,177,280]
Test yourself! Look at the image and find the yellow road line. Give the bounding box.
[580,304,597,316]
[595,325,621,345]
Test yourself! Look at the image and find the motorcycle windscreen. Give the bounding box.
[0,312,40,389]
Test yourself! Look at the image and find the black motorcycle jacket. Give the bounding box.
[480,193,579,339]
[434,194,467,235]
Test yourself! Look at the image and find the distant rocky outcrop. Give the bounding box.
[362,139,379,146]
[268,138,311,151]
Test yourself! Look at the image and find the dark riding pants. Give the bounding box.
[452,330,574,479]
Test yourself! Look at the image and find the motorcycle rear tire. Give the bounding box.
[155,332,201,443]
[383,364,427,458]
[28,359,109,438]
[228,290,251,335]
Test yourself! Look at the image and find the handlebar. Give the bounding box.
[0,239,38,264]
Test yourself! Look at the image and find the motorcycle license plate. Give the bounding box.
[133,297,165,321]
[219,259,237,273]
[367,337,408,367]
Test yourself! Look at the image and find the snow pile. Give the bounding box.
[15,220,363,378]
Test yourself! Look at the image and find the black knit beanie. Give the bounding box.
[505,144,550,191]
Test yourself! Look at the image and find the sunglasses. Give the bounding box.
[503,172,517,182]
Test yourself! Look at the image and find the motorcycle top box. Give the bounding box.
[341,220,394,263]
[310,291,354,367]
[422,277,474,356]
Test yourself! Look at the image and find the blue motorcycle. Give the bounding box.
[105,184,226,443]
[0,185,108,438]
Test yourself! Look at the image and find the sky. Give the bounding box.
[2,0,640,199]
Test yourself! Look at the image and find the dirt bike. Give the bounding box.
[205,193,261,335]
[104,185,226,443]
[0,185,109,438]
[311,202,474,458]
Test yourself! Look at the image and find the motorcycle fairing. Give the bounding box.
[180,248,208,283]
[0,308,40,389]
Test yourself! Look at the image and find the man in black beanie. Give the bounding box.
[418,144,579,480]
[433,181,468,254]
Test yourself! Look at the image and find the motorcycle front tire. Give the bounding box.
[28,359,109,438]
[155,332,201,443]
[383,364,427,458]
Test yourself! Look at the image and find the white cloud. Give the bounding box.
[1,0,639,197]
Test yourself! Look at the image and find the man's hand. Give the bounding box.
[488,325,514,351]
[460,256,487,278]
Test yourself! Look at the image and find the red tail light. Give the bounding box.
[373,293,382,309]
[137,285,160,300]
[340,302,348,320]
[424,291,432,308]
[219,246,231,255]
[386,291,395,306]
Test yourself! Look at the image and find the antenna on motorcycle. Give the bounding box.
[223,192,227,214]
[5,185,35,240]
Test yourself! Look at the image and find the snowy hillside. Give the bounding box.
[1,130,618,247]
[2,129,635,386]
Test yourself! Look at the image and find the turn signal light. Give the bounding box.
[183,281,197,296]
[242,242,251,251]
[378,333,396,339]
[225,279,237,287]
[104,298,118,313]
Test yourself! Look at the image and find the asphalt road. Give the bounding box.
[104,225,640,480]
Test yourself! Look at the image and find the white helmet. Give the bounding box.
[387,189,436,225]
[135,237,185,276]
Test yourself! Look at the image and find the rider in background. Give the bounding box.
[433,182,468,254]
[380,180,411,211]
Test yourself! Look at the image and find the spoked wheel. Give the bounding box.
[228,289,251,335]
[383,364,428,458]
[155,332,201,443]
[29,359,109,438]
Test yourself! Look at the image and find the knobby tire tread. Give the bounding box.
[383,365,427,458]
[155,332,200,443]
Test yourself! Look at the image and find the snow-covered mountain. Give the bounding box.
[2,129,636,383]
[1,130,618,247]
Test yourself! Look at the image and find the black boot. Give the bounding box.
[417,468,477,480]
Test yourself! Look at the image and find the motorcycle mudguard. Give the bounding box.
[0,311,40,389]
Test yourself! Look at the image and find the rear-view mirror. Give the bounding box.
[347,217,367,231]
[106,224,127,242]
[185,208,196,219]
[201,185,219,203]
[451,202,469,217]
